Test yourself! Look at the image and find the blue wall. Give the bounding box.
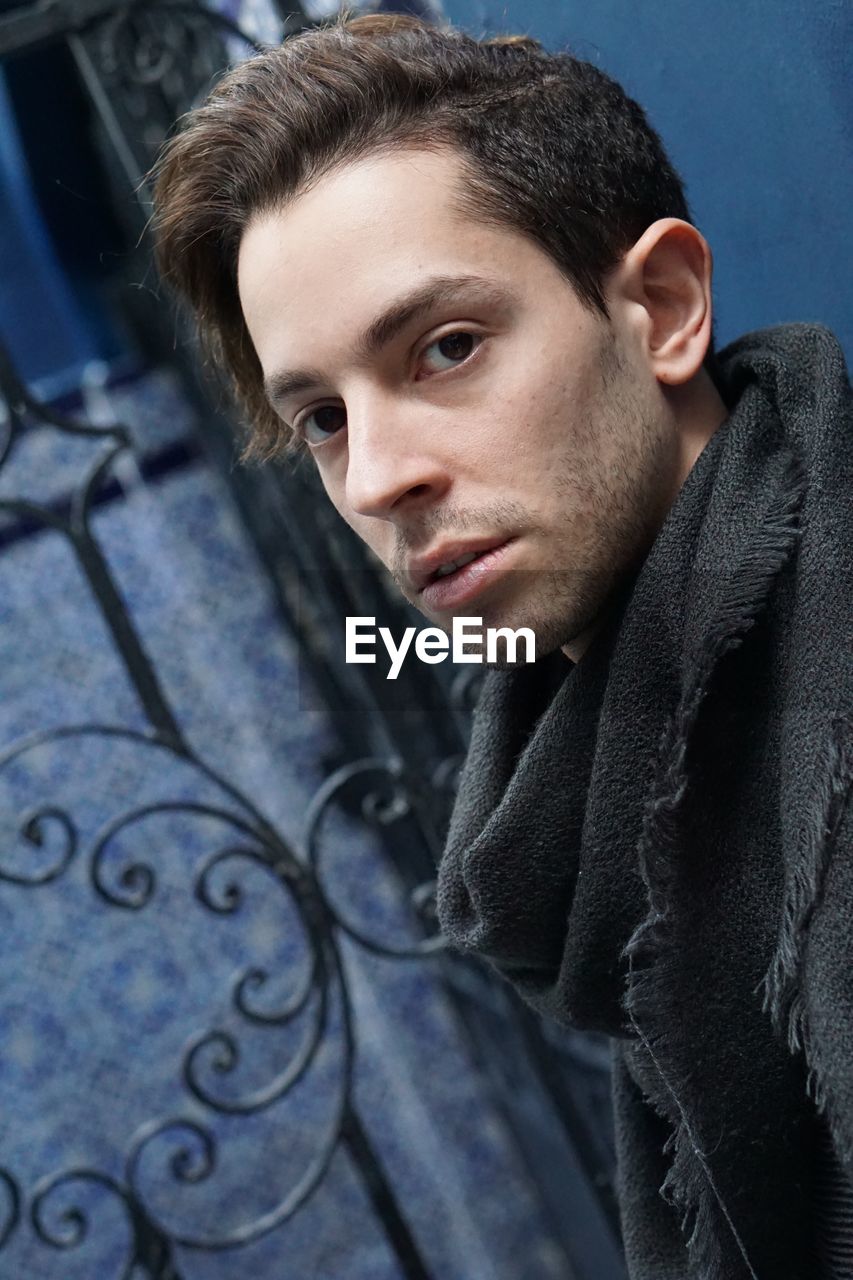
[444,0,852,367]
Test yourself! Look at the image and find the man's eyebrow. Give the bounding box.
[262,274,512,412]
[355,274,511,362]
[263,365,327,409]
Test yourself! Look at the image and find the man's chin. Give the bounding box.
[408,569,607,662]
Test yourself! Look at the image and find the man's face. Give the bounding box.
[238,147,677,658]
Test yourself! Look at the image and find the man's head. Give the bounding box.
[153,13,725,659]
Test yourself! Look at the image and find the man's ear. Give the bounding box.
[613,218,714,386]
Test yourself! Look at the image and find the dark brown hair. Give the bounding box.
[152,12,695,459]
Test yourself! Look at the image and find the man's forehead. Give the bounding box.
[237,146,489,296]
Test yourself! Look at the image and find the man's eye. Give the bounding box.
[298,404,347,446]
[420,331,482,374]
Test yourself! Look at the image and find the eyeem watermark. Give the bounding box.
[345,616,536,680]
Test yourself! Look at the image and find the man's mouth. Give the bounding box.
[407,536,512,594]
[415,539,517,612]
[432,550,483,580]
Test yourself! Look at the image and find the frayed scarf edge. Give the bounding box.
[619,449,807,1280]
[757,712,853,1147]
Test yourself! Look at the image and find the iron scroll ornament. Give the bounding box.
[0,343,444,1277]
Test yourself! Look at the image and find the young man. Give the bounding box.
[152,14,852,1278]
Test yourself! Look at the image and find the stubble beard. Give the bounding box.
[488,336,674,663]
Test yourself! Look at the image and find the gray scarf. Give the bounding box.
[436,324,853,1279]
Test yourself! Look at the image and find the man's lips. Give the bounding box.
[407,536,513,594]
[416,538,517,612]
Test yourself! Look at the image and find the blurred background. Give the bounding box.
[0,1,848,1278]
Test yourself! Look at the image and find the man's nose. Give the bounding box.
[343,394,450,520]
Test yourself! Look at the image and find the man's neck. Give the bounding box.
[668,367,730,502]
